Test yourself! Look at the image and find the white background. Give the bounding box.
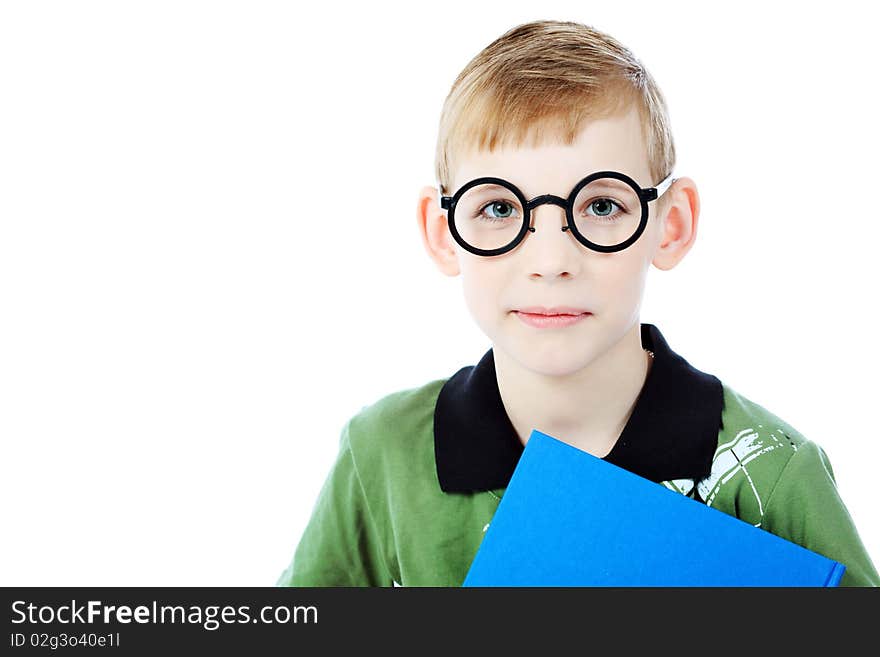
[1,1,877,585]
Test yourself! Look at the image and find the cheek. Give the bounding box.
[604,258,642,289]
[459,261,505,327]
[592,253,650,310]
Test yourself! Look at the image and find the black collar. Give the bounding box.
[433,323,723,493]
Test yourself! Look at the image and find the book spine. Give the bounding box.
[824,562,846,587]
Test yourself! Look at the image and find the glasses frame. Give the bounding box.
[438,170,676,256]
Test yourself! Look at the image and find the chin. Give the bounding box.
[500,337,599,378]
[531,351,597,378]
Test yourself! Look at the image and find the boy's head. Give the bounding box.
[417,20,699,377]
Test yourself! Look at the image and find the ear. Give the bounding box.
[651,176,700,271]
[417,185,460,277]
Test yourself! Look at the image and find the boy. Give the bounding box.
[277,19,879,587]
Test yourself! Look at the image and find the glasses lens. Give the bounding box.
[452,183,524,252]
[572,177,643,247]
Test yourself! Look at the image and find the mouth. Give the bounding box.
[512,307,592,329]
[514,306,591,316]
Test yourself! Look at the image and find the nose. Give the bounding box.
[520,200,582,277]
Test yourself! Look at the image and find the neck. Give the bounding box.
[494,321,652,458]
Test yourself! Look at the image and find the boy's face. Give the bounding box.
[419,104,697,378]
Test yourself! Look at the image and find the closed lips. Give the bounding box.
[513,308,591,329]
[515,307,591,316]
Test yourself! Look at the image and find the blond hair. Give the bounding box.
[434,20,675,199]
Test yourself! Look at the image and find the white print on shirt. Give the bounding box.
[695,424,795,527]
[660,478,696,497]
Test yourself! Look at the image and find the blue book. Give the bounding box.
[464,429,845,587]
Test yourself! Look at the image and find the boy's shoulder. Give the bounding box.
[719,382,808,446]
[342,376,449,474]
[699,381,824,519]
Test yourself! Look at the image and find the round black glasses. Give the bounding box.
[439,170,676,256]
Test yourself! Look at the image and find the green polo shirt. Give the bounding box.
[277,323,879,587]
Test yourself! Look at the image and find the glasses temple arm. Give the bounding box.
[654,172,676,199]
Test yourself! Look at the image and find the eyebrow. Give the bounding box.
[464,183,519,197]
[471,183,512,192]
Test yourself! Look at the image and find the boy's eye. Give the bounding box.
[477,200,520,222]
[584,198,624,220]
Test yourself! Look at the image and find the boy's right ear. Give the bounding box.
[417,185,460,277]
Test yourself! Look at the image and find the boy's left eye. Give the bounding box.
[582,198,625,220]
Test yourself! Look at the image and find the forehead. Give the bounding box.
[451,105,651,195]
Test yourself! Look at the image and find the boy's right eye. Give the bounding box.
[479,200,520,221]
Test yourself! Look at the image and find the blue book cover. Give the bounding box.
[464,429,845,587]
